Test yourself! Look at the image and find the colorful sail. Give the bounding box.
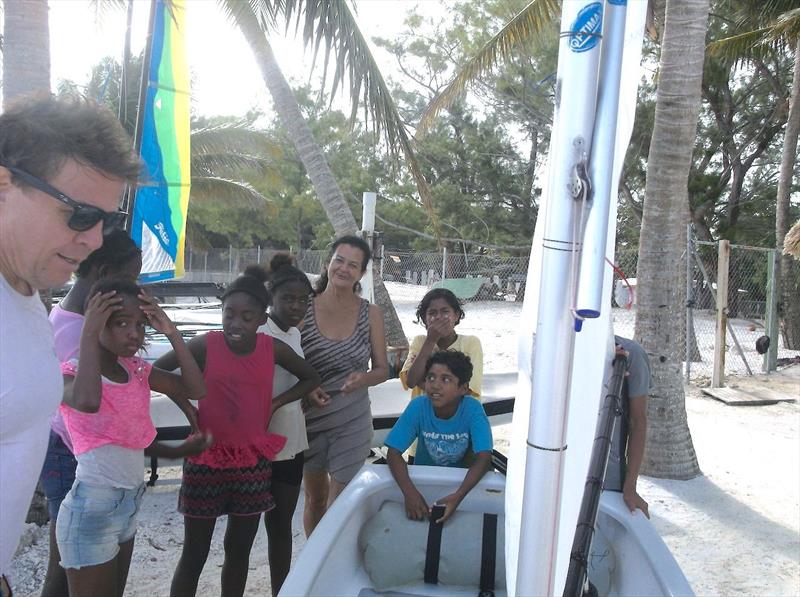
[131,0,191,283]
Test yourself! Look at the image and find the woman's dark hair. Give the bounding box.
[76,229,142,278]
[85,277,143,310]
[221,265,270,311]
[266,253,314,302]
[424,351,473,387]
[415,288,465,327]
[315,235,371,294]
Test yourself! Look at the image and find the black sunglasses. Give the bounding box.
[2,163,127,234]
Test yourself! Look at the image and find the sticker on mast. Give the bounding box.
[569,3,603,53]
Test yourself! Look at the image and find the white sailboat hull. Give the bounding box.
[280,465,691,596]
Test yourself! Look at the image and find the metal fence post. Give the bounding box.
[712,240,730,388]
[685,224,693,383]
[764,249,780,373]
[257,245,261,264]
[380,245,385,280]
[442,246,447,280]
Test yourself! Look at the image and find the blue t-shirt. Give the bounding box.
[385,396,493,467]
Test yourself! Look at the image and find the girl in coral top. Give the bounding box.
[57,278,210,597]
[157,266,320,597]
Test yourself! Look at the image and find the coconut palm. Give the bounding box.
[634,0,709,480]
[709,1,800,349]
[221,0,418,348]
[1,0,51,106]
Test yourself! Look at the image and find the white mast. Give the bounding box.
[507,1,648,594]
[513,2,603,594]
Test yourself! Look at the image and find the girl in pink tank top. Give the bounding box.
[155,266,320,597]
[57,278,210,597]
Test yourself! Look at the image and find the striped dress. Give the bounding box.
[301,299,373,481]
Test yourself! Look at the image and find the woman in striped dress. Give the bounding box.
[301,235,389,535]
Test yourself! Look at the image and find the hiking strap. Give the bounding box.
[424,505,446,584]
[479,513,498,597]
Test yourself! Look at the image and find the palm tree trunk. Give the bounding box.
[2,0,51,107]
[635,0,708,480]
[228,4,407,350]
[777,40,800,350]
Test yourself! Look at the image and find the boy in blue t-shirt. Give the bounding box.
[385,351,493,524]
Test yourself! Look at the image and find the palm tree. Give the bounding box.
[221,0,414,348]
[1,0,51,106]
[709,2,800,349]
[634,0,709,480]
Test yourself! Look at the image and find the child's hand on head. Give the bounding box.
[82,290,123,337]
[138,292,178,336]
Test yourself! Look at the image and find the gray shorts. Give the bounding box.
[304,409,373,484]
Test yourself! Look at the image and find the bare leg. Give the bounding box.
[65,556,118,597]
[170,517,216,597]
[116,537,135,597]
[327,478,348,508]
[40,522,69,597]
[265,480,302,596]
[302,470,329,537]
[220,514,261,597]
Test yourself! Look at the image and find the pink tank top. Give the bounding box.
[60,357,156,455]
[190,331,286,468]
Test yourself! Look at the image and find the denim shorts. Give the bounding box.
[39,430,78,520]
[56,481,146,569]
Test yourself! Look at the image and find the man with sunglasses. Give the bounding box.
[0,94,140,593]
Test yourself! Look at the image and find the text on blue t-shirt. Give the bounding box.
[384,395,493,467]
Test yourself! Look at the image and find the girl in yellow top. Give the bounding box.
[400,288,483,399]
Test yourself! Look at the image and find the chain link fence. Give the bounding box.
[182,236,798,384]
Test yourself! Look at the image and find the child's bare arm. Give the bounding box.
[144,433,212,459]
[64,291,122,413]
[387,447,430,520]
[434,451,492,524]
[140,293,206,401]
[272,339,321,412]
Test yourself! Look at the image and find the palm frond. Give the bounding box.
[418,0,560,135]
[88,0,128,24]
[191,122,278,155]
[192,153,274,178]
[242,0,443,242]
[189,176,270,209]
[765,7,800,45]
[708,27,775,61]
[709,5,799,62]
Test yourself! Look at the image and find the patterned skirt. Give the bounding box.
[178,457,274,518]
